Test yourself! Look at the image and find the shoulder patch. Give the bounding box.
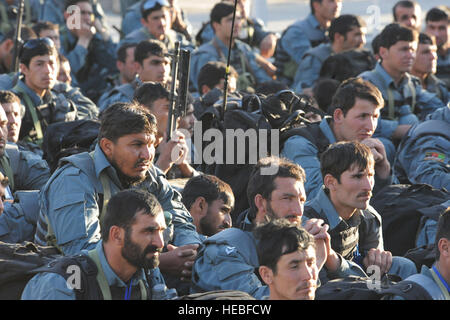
[424,152,445,162]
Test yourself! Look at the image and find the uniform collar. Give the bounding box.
[320,116,337,143]
[307,13,321,30]
[375,62,411,89]
[92,143,123,188]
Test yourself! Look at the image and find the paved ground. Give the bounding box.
[104,0,445,44]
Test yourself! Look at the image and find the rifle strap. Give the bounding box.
[13,84,44,145]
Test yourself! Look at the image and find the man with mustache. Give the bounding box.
[282,77,391,200]
[191,156,363,299]
[304,141,417,280]
[22,189,174,300]
[35,102,202,288]
[256,219,319,300]
[360,23,446,164]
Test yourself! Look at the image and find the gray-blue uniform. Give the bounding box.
[274,13,329,86]
[291,42,333,92]
[394,105,450,191]
[0,0,41,35]
[424,74,450,104]
[196,18,272,49]
[12,78,98,146]
[97,77,142,112]
[281,116,394,200]
[191,209,369,299]
[59,25,118,103]
[190,35,272,92]
[359,62,446,164]
[21,240,175,300]
[304,188,418,281]
[119,26,193,52]
[0,143,50,243]
[34,143,202,256]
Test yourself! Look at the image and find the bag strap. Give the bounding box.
[88,151,110,222]
[87,248,112,300]
[0,155,15,191]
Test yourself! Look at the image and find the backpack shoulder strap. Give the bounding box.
[281,122,330,156]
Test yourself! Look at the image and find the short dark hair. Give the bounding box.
[393,0,417,21]
[117,42,137,63]
[313,78,341,114]
[210,2,235,25]
[329,14,366,43]
[32,21,59,36]
[64,0,90,11]
[434,207,450,260]
[98,101,157,143]
[134,40,167,65]
[378,23,418,50]
[101,189,163,242]
[247,156,306,219]
[181,174,235,212]
[329,77,384,117]
[0,90,21,105]
[418,32,436,45]
[254,219,315,274]
[19,37,58,68]
[371,33,382,56]
[425,7,449,23]
[320,141,374,183]
[1,26,36,44]
[197,61,237,92]
[140,0,169,20]
[133,81,170,110]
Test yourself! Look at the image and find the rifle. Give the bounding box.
[166,41,191,141]
[11,0,25,73]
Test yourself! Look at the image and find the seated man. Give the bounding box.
[196,0,277,59]
[181,174,234,241]
[98,40,170,112]
[359,23,445,162]
[12,37,98,147]
[304,141,417,280]
[292,14,367,94]
[34,102,201,286]
[196,61,238,97]
[133,82,197,179]
[256,219,319,300]
[190,2,272,93]
[411,33,449,104]
[191,156,364,299]
[59,0,118,102]
[22,189,174,300]
[281,77,392,200]
[32,21,61,51]
[274,0,342,86]
[394,105,450,191]
[120,0,192,51]
[425,7,450,90]
[392,0,422,31]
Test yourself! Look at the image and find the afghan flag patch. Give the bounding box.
[424,152,446,162]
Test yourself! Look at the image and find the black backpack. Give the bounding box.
[41,119,100,173]
[315,275,433,300]
[0,241,100,300]
[177,290,255,300]
[370,184,450,256]
[404,244,436,273]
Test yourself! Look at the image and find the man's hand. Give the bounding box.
[362,248,392,276]
[72,21,96,48]
[159,244,199,282]
[155,131,188,173]
[259,33,277,59]
[361,137,391,179]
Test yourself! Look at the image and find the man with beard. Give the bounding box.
[191,156,362,299]
[22,189,174,300]
[304,141,417,281]
[35,102,202,286]
[181,174,234,240]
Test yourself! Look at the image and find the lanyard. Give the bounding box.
[432,265,450,294]
[124,280,133,300]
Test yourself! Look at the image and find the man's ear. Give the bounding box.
[254,194,267,214]
[191,196,208,216]
[333,107,344,124]
[379,46,388,61]
[258,266,274,285]
[324,173,338,191]
[99,137,114,158]
[438,238,450,259]
[109,226,125,246]
[3,38,14,53]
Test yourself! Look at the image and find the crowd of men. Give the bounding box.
[0,0,448,300]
